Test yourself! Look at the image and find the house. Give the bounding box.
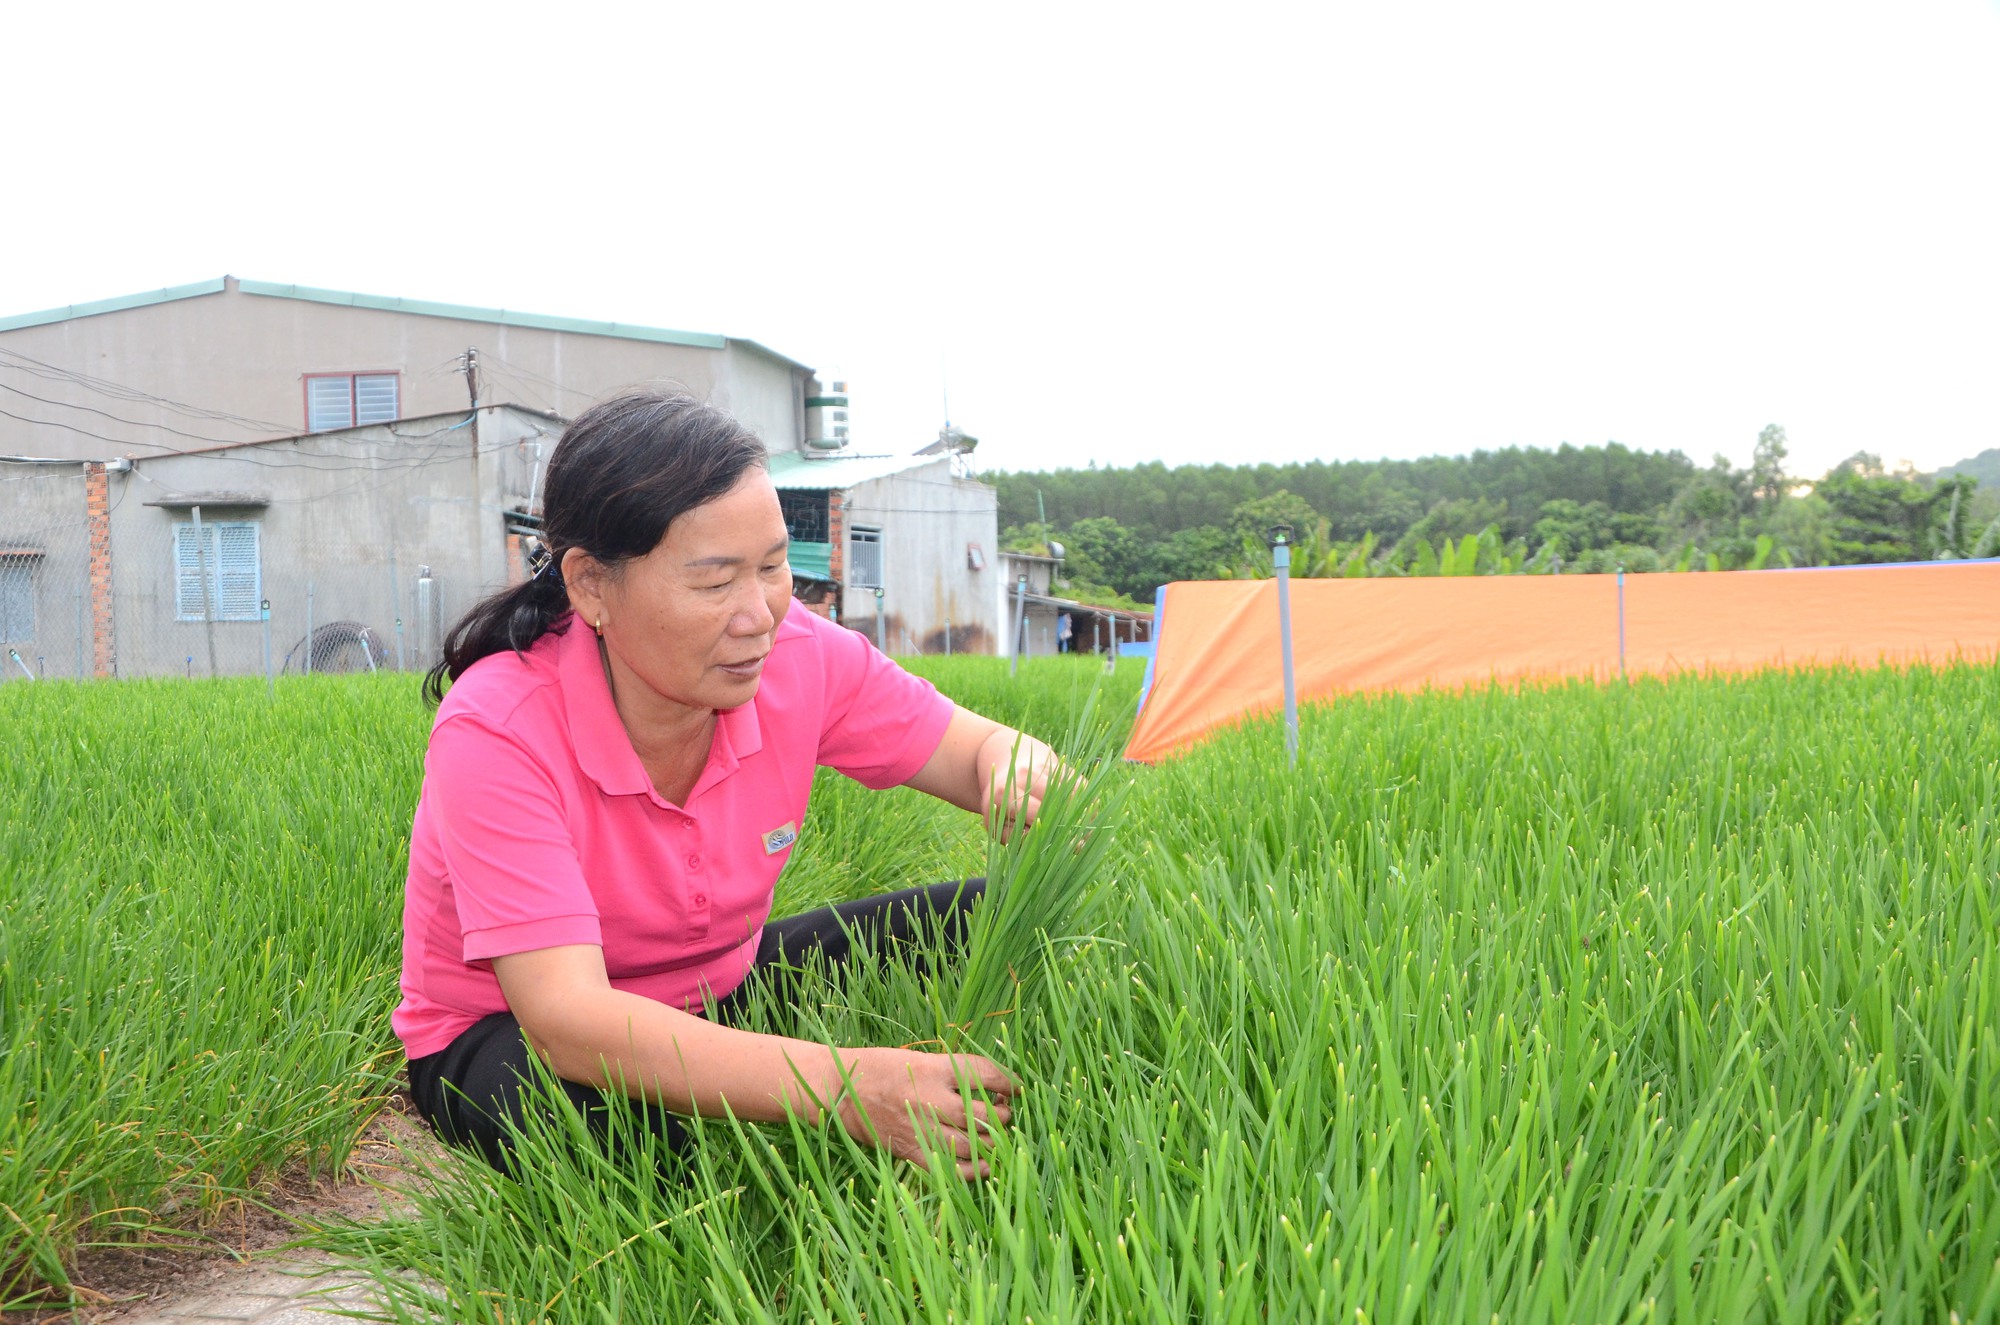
[771,449,996,655]
[0,280,1001,677]
[996,550,1153,659]
[0,276,810,459]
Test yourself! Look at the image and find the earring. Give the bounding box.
[594,617,604,639]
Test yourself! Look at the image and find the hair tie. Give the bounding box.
[526,539,561,584]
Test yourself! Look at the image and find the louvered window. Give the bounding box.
[306,373,399,431]
[175,522,262,622]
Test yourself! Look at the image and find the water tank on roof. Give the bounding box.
[804,375,850,453]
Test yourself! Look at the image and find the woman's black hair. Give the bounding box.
[423,389,768,704]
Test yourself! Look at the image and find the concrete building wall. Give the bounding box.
[0,406,558,679]
[839,460,999,654]
[713,344,810,461]
[0,461,94,681]
[0,281,811,462]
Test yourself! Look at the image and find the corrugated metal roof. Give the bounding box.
[766,450,946,489]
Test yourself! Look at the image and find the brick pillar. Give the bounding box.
[84,462,114,677]
[827,490,846,618]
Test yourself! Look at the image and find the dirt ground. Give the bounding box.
[5,1104,444,1325]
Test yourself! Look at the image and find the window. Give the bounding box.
[174,521,262,621]
[848,525,883,588]
[0,559,32,641]
[306,373,399,431]
[779,489,830,544]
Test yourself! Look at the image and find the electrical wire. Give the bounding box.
[0,406,144,451]
[476,363,559,415]
[0,347,295,435]
[0,402,478,471]
[479,350,580,403]
[0,381,259,451]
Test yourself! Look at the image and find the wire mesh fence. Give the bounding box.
[0,442,535,685]
[0,477,92,682]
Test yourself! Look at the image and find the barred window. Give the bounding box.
[306,373,399,431]
[174,522,262,622]
[779,489,830,544]
[848,525,883,589]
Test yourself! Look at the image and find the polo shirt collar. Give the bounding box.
[558,614,764,802]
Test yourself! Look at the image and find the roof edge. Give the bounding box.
[727,337,814,373]
[236,280,729,350]
[128,402,555,460]
[0,278,229,333]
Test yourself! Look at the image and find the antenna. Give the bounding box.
[940,343,951,434]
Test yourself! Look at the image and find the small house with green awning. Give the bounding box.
[767,448,999,655]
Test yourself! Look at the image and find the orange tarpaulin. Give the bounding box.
[1124,561,2000,763]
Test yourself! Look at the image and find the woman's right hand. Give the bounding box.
[827,1047,1016,1179]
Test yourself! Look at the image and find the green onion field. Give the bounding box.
[4,657,1998,1321]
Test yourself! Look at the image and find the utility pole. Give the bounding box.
[462,347,483,585]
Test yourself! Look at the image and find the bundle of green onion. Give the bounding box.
[950,690,1132,1032]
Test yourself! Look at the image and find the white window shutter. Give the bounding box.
[216,523,260,620]
[174,524,208,619]
[174,522,261,621]
[308,377,353,431]
[354,375,398,424]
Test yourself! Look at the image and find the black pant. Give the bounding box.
[406,878,983,1175]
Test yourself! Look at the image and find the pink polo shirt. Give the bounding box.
[392,604,955,1060]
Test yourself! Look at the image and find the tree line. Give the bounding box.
[990,429,2000,606]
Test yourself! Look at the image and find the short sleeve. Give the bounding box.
[807,614,955,789]
[424,714,603,961]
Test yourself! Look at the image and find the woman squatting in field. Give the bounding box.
[393,388,1064,1179]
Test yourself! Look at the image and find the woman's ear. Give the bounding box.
[561,547,608,625]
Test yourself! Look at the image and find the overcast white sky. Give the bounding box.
[5,1,1996,480]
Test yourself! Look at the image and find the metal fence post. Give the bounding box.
[1010,573,1027,676]
[1617,569,1627,680]
[391,550,406,670]
[260,597,274,697]
[75,589,85,678]
[1270,524,1299,766]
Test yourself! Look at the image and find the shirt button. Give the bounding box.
[686,853,701,870]
[693,893,708,907]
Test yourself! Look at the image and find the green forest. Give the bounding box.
[990,430,2000,607]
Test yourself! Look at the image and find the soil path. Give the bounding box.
[14,1110,442,1325]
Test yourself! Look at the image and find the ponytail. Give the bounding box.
[422,556,572,705]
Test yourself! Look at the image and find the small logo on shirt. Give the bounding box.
[763,821,799,854]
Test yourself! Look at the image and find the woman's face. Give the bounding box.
[580,469,793,719]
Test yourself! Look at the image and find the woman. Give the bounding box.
[394,389,1062,1181]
